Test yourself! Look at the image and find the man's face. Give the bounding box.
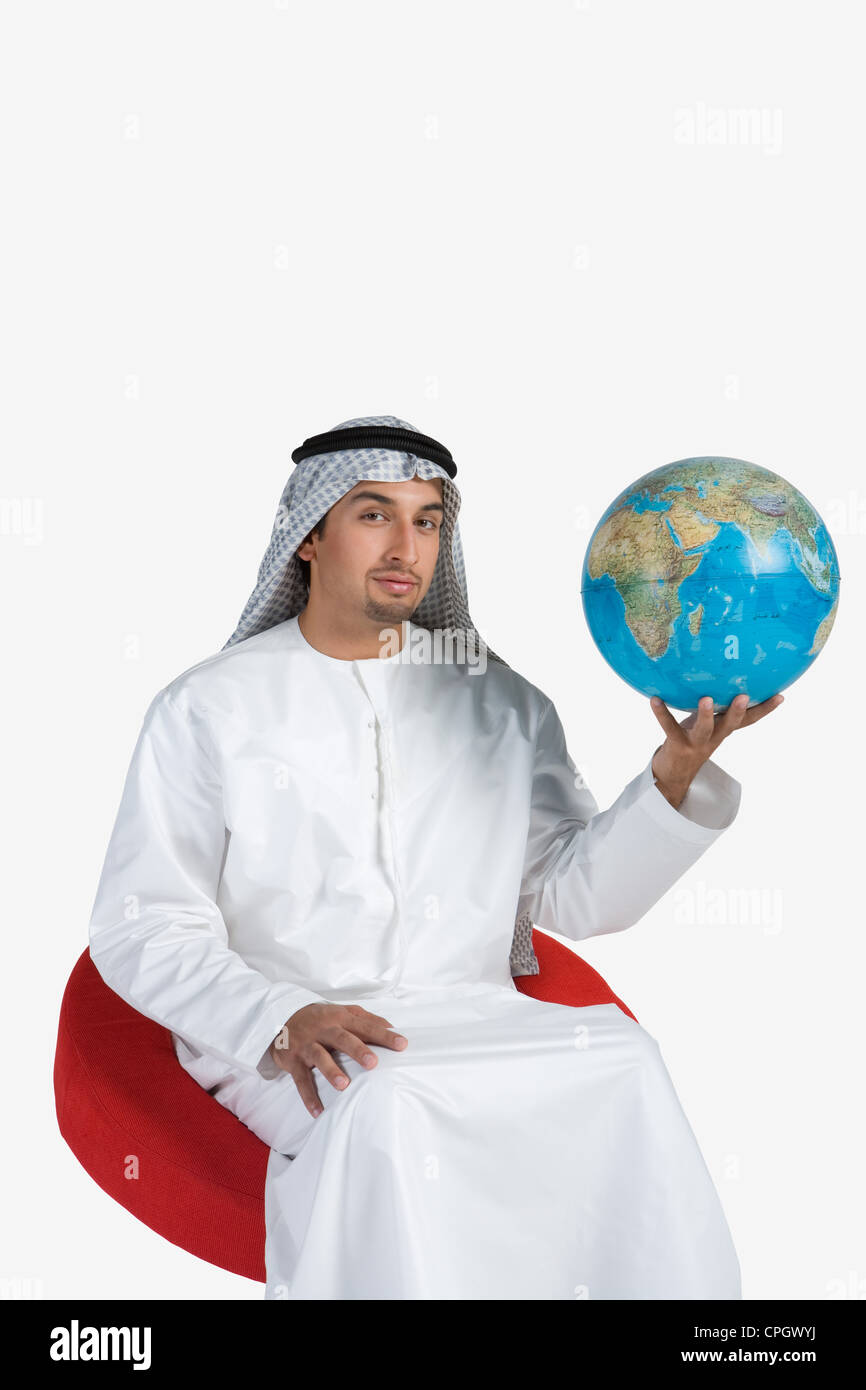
[297,476,444,628]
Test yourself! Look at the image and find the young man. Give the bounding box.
[88,414,782,1300]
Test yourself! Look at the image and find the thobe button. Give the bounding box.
[367,719,375,728]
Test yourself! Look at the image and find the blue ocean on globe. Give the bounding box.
[580,457,840,712]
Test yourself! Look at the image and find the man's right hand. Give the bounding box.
[268,1003,409,1118]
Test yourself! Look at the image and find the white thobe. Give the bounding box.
[88,614,743,1300]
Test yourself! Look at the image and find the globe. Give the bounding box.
[580,457,840,713]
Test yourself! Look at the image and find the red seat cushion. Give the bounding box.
[54,936,637,1283]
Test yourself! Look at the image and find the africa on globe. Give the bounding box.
[580,457,840,712]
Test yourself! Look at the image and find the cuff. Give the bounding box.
[638,754,742,844]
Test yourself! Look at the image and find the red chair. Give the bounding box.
[53,936,638,1283]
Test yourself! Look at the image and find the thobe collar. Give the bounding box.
[287,615,422,669]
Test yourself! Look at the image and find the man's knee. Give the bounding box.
[619,1016,664,1073]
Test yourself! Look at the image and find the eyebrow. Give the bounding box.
[349,490,444,514]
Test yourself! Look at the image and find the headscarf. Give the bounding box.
[222,414,539,977]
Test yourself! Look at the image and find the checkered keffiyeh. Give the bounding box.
[222,414,539,977]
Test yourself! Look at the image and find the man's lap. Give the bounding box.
[171,992,657,1159]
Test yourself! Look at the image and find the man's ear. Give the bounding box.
[297,529,316,560]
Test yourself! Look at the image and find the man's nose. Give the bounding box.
[384,520,421,563]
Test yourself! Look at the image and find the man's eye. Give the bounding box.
[360,512,438,530]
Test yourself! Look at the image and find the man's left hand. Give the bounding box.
[649,691,785,810]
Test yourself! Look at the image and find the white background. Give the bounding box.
[2,0,863,1300]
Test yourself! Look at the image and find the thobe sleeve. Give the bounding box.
[517,696,742,941]
[88,688,329,1080]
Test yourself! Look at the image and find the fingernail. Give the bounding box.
[312,1106,322,1117]
[335,1076,348,1089]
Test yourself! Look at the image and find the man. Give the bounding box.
[88,414,782,1300]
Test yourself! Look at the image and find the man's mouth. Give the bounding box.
[373,577,417,594]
